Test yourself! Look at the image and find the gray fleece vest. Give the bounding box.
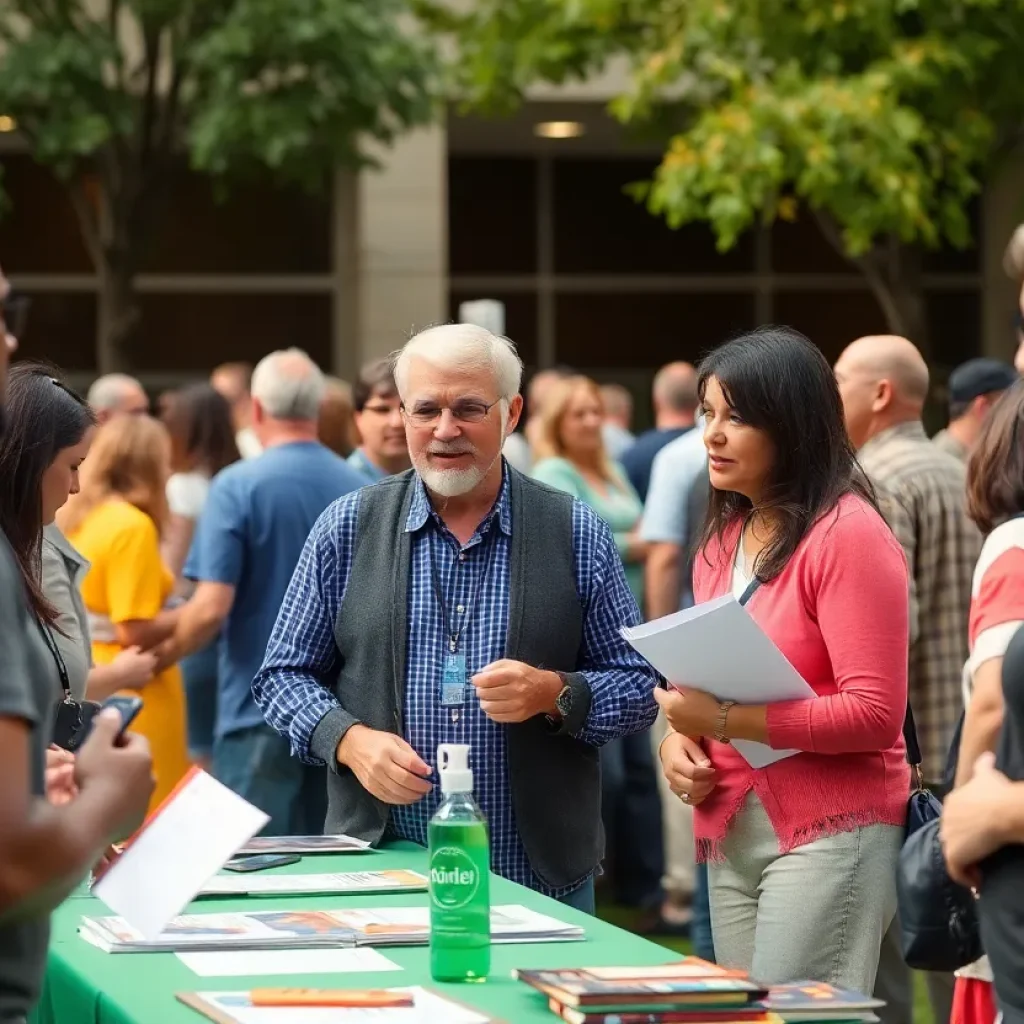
[307,468,602,889]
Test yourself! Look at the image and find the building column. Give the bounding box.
[356,126,448,365]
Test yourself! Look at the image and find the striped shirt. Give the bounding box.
[856,421,983,780]
[253,467,658,896]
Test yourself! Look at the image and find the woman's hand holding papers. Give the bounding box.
[658,731,717,807]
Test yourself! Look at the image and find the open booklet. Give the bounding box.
[80,903,585,953]
[197,870,428,899]
[178,986,503,1024]
[621,595,816,768]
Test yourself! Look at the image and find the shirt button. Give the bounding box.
[459,552,466,562]
[457,605,465,614]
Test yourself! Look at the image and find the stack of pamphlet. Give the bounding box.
[195,869,428,899]
[514,960,885,1024]
[234,835,372,856]
[80,903,585,953]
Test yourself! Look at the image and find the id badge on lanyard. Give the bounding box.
[441,649,468,707]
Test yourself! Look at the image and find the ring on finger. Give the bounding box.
[680,791,691,804]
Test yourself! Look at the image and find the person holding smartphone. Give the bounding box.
[0,264,155,1024]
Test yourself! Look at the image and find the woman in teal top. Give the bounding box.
[531,375,647,607]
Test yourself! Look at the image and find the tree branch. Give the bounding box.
[812,208,907,334]
[66,175,105,270]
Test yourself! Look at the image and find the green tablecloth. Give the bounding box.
[32,841,676,1024]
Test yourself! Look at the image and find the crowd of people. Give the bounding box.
[1,245,1024,1024]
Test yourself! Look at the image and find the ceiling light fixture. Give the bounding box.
[533,120,585,139]
[0,116,17,133]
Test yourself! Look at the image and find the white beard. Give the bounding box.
[417,463,484,497]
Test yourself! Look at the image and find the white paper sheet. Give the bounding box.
[93,768,269,939]
[622,595,817,768]
[177,947,402,977]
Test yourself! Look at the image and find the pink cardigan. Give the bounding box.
[692,494,911,861]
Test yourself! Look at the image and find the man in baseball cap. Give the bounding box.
[933,357,1019,462]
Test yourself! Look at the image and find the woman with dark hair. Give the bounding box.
[0,363,156,704]
[160,382,239,768]
[656,327,910,990]
[945,380,1024,1024]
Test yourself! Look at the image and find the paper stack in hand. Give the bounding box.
[621,595,816,768]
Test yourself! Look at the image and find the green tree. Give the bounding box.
[422,0,1024,350]
[0,0,437,371]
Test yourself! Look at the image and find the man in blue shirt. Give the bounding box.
[621,362,698,501]
[253,324,658,912]
[161,348,367,834]
[346,358,410,481]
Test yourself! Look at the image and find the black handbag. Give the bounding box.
[896,703,983,971]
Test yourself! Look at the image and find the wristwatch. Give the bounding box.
[555,682,573,719]
[714,700,736,743]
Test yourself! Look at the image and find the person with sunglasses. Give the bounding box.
[254,323,658,913]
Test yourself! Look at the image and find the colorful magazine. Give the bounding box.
[80,903,584,953]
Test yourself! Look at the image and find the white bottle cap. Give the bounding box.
[438,744,473,794]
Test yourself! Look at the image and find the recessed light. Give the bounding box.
[0,116,16,133]
[533,120,585,139]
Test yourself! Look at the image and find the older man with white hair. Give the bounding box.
[159,348,367,834]
[254,324,658,910]
[87,372,150,422]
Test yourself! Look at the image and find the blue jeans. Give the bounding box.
[214,724,328,836]
[182,642,218,761]
[557,878,596,916]
[600,729,665,910]
[693,860,715,962]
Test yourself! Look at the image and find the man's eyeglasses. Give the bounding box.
[401,398,501,425]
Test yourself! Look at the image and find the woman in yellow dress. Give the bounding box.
[59,415,189,811]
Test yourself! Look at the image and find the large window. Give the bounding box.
[448,155,983,384]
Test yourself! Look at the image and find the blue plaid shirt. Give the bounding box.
[253,468,658,897]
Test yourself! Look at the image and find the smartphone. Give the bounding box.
[223,853,301,873]
[101,695,144,740]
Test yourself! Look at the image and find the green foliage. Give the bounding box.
[0,0,438,192]
[424,0,1024,259]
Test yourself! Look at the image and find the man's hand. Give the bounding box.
[45,745,78,806]
[472,660,562,724]
[74,710,155,840]
[109,646,158,689]
[336,726,433,805]
[942,752,1015,887]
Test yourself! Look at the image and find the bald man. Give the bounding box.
[835,335,981,1024]
[621,362,699,501]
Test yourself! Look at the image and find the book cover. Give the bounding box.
[763,982,884,1013]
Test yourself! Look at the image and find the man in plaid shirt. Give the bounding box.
[835,334,982,1024]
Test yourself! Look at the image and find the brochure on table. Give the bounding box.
[236,835,372,856]
[621,595,816,768]
[197,870,428,899]
[80,903,584,953]
[177,987,501,1024]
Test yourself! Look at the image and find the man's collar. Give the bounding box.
[405,461,512,536]
[859,419,928,455]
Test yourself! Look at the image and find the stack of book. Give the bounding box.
[513,960,885,1024]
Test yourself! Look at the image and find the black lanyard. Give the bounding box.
[427,521,497,655]
[35,618,72,701]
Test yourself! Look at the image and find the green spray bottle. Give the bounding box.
[428,743,490,982]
